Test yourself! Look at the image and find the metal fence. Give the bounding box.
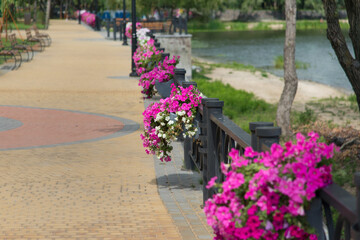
[148,33,360,240]
[106,17,188,41]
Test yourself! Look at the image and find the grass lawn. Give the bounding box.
[4,22,45,30]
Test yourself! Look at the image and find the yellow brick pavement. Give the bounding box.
[0,20,182,239]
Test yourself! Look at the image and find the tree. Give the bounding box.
[276,0,298,137]
[321,0,360,111]
[45,0,51,29]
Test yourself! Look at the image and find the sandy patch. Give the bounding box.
[247,23,258,30]
[207,67,347,104]
[268,24,284,30]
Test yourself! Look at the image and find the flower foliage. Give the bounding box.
[140,84,202,162]
[125,22,142,39]
[137,28,151,46]
[204,132,337,240]
[77,11,96,27]
[138,56,179,98]
[133,38,162,76]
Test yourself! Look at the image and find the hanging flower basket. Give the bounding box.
[204,132,337,240]
[175,110,201,141]
[141,84,202,162]
[138,56,179,98]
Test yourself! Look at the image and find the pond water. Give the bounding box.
[192,30,354,92]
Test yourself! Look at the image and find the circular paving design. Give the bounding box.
[0,106,139,150]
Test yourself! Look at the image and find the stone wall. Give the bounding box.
[155,34,192,80]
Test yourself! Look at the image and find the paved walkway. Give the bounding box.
[0,20,212,239]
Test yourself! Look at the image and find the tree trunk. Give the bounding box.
[65,0,68,19]
[276,0,298,137]
[45,0,51,29]
[322,0,360,111]
[34,0,38,23]
[60,0,63,19]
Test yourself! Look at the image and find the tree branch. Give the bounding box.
[322,0,354,67]
[345,0,360,60]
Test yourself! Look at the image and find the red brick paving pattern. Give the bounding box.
[0,106,124,149]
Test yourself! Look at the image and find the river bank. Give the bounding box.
[193,57,359,130]
[191,30,353,91]
[188,19,349,32]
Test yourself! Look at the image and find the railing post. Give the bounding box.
[255,127,281,152]
[182,81,196,89]
[202,98,224,203]
[183,81,198,171]
[78,11,81,24]
[161,53,170,62]
[154,42,160,48]
[113,18,117,41]
[106,20,110,38]
[119,21,123,41]
[353,172,360,240]
[174,68,186,87]
[249,122,274,152]
[122,20,128,45]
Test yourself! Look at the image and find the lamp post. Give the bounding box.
[122,0,128,45]
[94,0,100,31]
[129,0,138,77]
[78,0,81,24]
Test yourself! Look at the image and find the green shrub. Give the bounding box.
[292,107,317,126]
[274,55,310,69]
[193,71,276,132]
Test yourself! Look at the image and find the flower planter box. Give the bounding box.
[170,112,200,141]
[155,79,174,98]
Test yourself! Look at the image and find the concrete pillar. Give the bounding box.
[154,34,192,80]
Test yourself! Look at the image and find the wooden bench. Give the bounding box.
[32,25,51,47]
[141,21,165,32]
[115,18,129,27]
[0,38,22,70]
[25,29,45,52]
[9,33,34,62]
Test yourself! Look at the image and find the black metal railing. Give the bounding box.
[146,32,360,240]
[169,17,188,34]
[106,17,188,41]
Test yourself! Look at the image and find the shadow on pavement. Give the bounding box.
[149,173,203,191]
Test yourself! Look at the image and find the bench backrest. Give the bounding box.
[25,29,32,39]
[141,22,164,31]
[33,25,40,35]
[115,18,129,26]
[9,34,17,46]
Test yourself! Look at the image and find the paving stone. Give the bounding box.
[0,20,182,240]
